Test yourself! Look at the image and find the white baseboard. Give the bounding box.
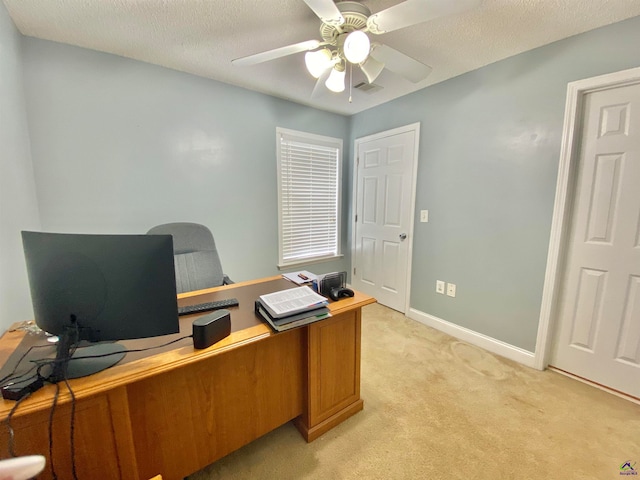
[407,308,537,369]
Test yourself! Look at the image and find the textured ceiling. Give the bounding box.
[4,0,640,115]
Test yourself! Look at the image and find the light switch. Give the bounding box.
[436,280,445,294]
[420,210,429,222]
[446,283,456,297]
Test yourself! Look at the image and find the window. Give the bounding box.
[276,128,342,268]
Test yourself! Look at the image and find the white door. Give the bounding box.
[351,124,419,313]
[551,81,640,398]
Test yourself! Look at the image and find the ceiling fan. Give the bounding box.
[232,0,481,95]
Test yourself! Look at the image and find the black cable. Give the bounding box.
[0,365,39,388]
[77,333,193,358]
[57,322,79,480]
[0,344,52,386]
[63,377,78,480]
[4,390,32,457]
[1,343,54,459]
[48,382,60,480]
[42,322,81,480]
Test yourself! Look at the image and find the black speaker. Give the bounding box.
[192,309,231,349]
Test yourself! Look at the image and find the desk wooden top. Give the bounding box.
[0,276,375,417]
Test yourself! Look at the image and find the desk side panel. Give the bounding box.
[295,309,363,442]
[127,328,304,480]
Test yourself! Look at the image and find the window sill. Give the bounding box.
[277,254,344,270]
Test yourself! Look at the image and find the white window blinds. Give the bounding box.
[277,128,342,267]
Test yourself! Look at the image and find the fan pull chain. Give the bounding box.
[349,63,353,103]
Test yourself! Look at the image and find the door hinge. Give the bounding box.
[355,214,358,222]
[353,267,356,276]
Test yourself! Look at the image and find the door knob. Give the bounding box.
[399,233,407,241]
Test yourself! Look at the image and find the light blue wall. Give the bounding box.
[0,4,41,328]
[351,15,640,352]
[21,38,351,288]
[6,10,640,351]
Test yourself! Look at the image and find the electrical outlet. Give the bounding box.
[436,280,445,294]
[420,210,429,222]
[446,283,456,297]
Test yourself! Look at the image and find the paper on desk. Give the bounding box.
[282,270,317,285]
[259,286,327,318]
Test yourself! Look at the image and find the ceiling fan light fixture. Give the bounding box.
[343,30,370,64]
[325,64,346,93]
[360,54,385,84]
[305,48,333,78]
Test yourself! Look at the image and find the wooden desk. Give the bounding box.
[0,276,375,480]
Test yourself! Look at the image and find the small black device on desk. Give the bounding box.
[192,309,231,349]
[178,297,239,316]
[329,287,354,301]
[1,376,44,401]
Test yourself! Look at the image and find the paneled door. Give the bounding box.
[352,124,419,313]
[551,81,640,398]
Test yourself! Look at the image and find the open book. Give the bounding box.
[259,286,328,319]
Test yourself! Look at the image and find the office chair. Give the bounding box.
[146,222,233,294]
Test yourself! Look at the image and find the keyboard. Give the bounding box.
[178,298,239,316]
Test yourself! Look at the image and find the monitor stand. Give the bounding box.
[48,325,127,382]
[63,343,127,380]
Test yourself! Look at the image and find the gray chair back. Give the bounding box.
[146,222,231,294]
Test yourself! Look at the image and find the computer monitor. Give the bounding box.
[21,231,180,382]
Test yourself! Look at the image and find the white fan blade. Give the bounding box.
[303,0,345,27]
[232,39,320,66]
[360,55,385,84]
[367,0,481,34]
[369,44,432,83]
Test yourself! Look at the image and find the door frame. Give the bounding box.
[351,122,420,314]
[534,66,640,370]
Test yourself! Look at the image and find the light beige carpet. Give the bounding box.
[189,303,640,480]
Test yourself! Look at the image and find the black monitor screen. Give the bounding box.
[18,231,180,383]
